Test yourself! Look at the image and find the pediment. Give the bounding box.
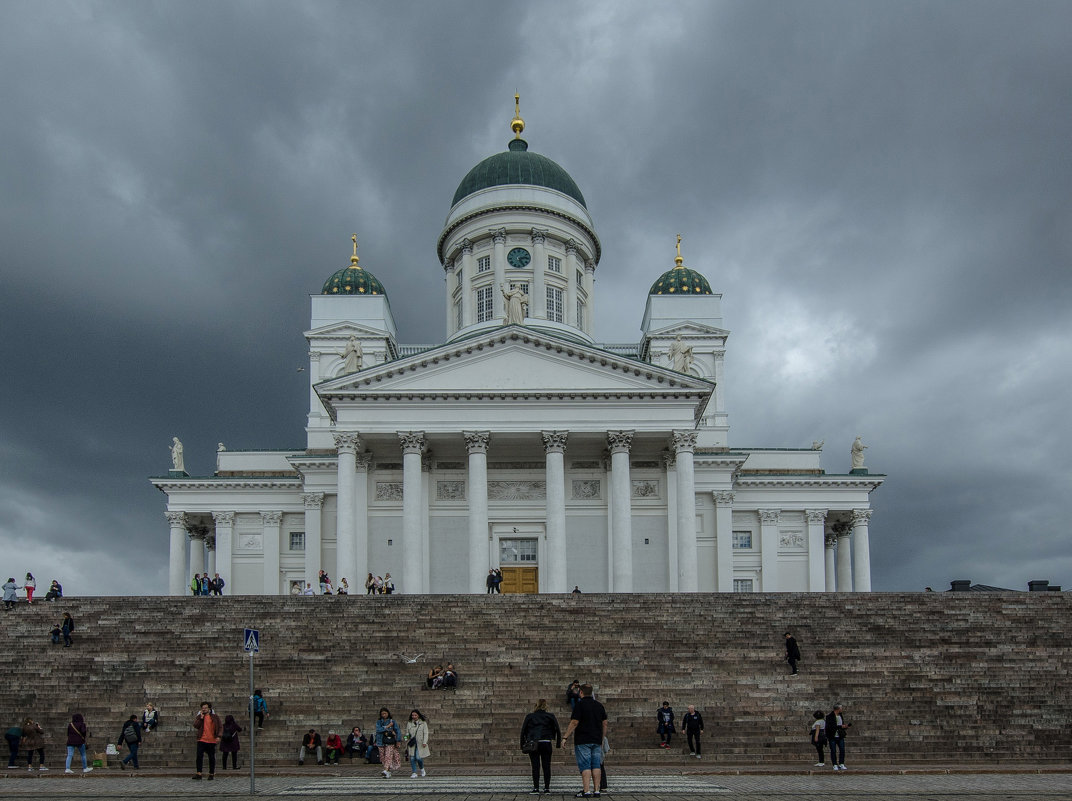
[304,321,389,341]
[317,328,714,397]
[646,321,730,339]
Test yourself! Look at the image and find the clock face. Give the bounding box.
[507,247,531,268]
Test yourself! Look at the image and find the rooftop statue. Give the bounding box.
[502,283,528,326]
[851,436,868,470]
[669,335,694,373]
[170,437,184,472]
[342,335,363,374]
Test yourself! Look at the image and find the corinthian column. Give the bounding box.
[212,512,234,590]
[835,524,853,591]
[188,527,205,585]
[565,240,579,327]
[261,511,282,595]
[608,430,634,592]
[583,260,596,335]
[443,259,457,336]
[459,239,474,327]
[464,431,490,594]
[806,509,827,592]
[852,509,873,592]
[399,431,426,594]
[673,431,699,592]
[167,511,187,596]
[334,432,361,593]
[542,430,569,593]
[713,492,734,592]
[824,532,837,592]
[492,228,507,319]
[758,509,780,592]
[530,230,547,320]
[302,493,324,591]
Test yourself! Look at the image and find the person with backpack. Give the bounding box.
[117,715,142,769]
[252,690,269,729]
[220,715,242,769]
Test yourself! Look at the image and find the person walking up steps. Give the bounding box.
[785,631,802,675]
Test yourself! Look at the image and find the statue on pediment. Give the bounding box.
[170,437,184,471]
[342,335,363,373]
[669,335,693,372]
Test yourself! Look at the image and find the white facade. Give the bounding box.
[153,121,883,596]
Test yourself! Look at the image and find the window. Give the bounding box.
[477,255,491,273]
[500,538,538,564]
[476,285,494,322]
[733,579,754,592]
[455,301,462,331]
[576,269,584,287]
[547,255,562,273]
[546,286,563,322]
[289,532,305,551]
[732,531,753,549]
[576,299,585,329]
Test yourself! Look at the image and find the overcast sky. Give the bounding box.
[2,0,1070,595]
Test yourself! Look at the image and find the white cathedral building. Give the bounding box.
[153,101,883,597]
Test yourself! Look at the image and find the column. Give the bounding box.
[806,509,827,592]
[664,451,678,591]
[354,453,371,592]
[465,431,490,594]
[836,525,853,592]
[206,537,216,577]
[542,431,569,593]
[459,239,474,327]
[673,431,699,592]
[167,512,187,596]
[188,528,205,585]
[824,532,837,592]
[583,259,596,335]
[212,512,234,590]
[421,449,432,591]
[713,492,734,592]
[443,259,457,336]
[302,493,324,592]
[492,228,507,320]
[261,511,282,595]
[758,509,780,592]
[608,430,634,593]
[333,432,360,595]
[530,230,547,320]
[565,239,579,327]
[399,431,426,594]
[852,509,873,592]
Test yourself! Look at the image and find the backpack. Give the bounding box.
[123,723,138,744]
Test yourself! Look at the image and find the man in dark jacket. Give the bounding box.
[656,701,675,748]
[681,705,704,758]
[785,632,802,675]
[299,728,323,765]
[193,701,222,780]
[825,704,850,770]
[117,715,142,769]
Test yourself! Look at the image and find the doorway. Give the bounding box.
[497,535,540,594]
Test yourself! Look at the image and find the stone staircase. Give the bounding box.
[2,593,1070,769]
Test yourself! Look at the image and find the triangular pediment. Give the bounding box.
[304,321,390,340]
[317,328,714,396]
[645,321,730,339]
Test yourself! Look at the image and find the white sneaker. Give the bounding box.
[420,768,426,777]
[83,767,93,773]
[381,770,388,778]
[39,766,49,771]
[65,769,74,774]
[28,766,33,772]
[385,770,391,778]
[695,754,701,759]
[411,772,418,778]
[833,765,840,771]
[839,764,847,770]
[689,752,695,756]
[814,762,824,766]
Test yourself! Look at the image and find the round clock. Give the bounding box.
[507,247,531,268]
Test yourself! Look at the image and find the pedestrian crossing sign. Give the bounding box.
[243,628,260,653]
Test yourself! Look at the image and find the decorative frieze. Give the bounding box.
[436,462,465,470]
[375,482,404,502]
[632,479,659,499]
[780,531,806,549]
[238,534,263,551]
[572,479,601,500]
[436,480,466,501]
[488,480,546,500]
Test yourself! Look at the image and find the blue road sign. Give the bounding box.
[244,628,260,653]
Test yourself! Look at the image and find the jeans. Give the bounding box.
[686,731,701,754]
[528,741,552,790]
[573,742,602,773]
[65,744,87,771]
[829,735,844,765]
[813,737,826,763]
[408,747,424,773]
[299,745,322,763]
[122,742,140,768]
[196,741,217,775]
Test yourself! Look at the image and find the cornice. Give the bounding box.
[438,205,602,264]
[735,475,885,490]
[150,476,303,492]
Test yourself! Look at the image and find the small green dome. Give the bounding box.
[322,264,387,297]
[649,266,713,296]
[452,139,587,209]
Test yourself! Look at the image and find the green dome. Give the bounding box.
[649,266,713,296]
[321,263,387,297]
[452,139,587,209]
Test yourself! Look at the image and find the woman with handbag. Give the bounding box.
[64,713,92,774]
[404,709,431,778]
[374,707,401,778]
[520,698,561,794]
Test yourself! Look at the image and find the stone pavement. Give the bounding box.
[2,770,1070,800]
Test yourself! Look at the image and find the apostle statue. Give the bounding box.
[341,335,363,373]
[851,436,868,470]
[501,283,528,326]
[170,437,184,472]
[668,335,694,373]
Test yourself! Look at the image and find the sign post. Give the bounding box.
[244,628,260,795]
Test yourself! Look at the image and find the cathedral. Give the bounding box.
[152,98,883,596]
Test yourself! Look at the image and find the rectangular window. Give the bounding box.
[732,531,753,549]
[546,286,563,323]
[547,255,562,273]
[576,299,584,329]
[289,532,305,551]
[455,301,462,331]
[733,578,754,593]
[477,255,491,273]
[576,268,584,287]
[476,285,494,322]
[500,538,538,564]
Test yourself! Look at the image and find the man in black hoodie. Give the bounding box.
[785,632,801,675]
[681,705,704,758]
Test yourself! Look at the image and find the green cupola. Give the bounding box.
[649,235,713,296]
[321,235,388,297]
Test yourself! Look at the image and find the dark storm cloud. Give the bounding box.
[1,0,1069,594]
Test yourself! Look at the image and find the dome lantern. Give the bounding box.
[648,234,714,295]
[321,234,388,297]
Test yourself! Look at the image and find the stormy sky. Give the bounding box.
[2,1,1069,595]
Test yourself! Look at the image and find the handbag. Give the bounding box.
[381,728,397,746]
[521,738,538,753]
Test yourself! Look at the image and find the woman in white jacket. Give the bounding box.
[404,709,430,778]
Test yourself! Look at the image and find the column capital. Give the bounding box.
[806,509,828,525]
[825,531,838,548]
[398,431,427,455]
[260,510,283,526]
[302,492,325,510]
[530,228,546,245]
[607,430,634,454]
[492,227,508,244]
[541,430,569,454]
[166,511,187,527]
[463,431,490,455]
[205,537,216,552]
[443,258,455,274]
[584,259,596,274]
[852,508,874,525]
[309,350,322,362]
[758,508,781,525]
[713,491,735,507]
[565,238,579,256]
[355,452,372,471]
[333,432,361,454]
[662,449,676,469]
[212,511,235,526]
[460,238,473,255]
[672,430,698,453]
